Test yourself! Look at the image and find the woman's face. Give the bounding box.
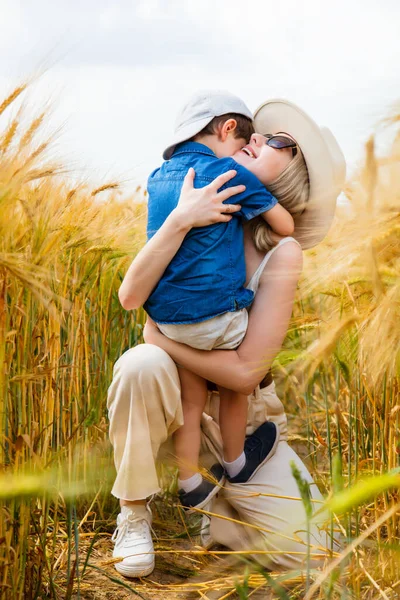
[233,133,295,186]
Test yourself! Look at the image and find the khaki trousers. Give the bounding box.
[107,344,336,571]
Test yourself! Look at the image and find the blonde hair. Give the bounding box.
[251,150,310,252]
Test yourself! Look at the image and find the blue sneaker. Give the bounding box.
[178,463,225,511]
[227,421,279,484]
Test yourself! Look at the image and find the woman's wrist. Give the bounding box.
[169,207,193,233]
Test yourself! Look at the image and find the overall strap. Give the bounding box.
[246,237,301,293]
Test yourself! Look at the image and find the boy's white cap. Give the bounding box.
[163,90,253,160]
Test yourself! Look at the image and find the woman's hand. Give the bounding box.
[172,167,245,230]
[143,316,163,346]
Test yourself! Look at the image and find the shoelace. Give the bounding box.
[111,513,150,548]
[201,514,211,537]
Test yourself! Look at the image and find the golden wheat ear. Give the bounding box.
[0,84,27,117]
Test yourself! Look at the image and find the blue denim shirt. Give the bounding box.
[144,141,278,324]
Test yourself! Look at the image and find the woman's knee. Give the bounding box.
[209,497,331,572]
[108,344,182,430]
[114,343,177,383]
[108,344,175,414]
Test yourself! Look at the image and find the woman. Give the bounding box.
[107,98,346,578]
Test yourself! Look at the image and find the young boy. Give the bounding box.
[144,90,294,509]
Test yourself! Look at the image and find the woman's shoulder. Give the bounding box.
[276,236,302,250]
[274,237,303,262]
[260,237,303,280]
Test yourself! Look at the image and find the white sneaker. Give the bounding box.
[199,501,214,549]
[111,505,155,578]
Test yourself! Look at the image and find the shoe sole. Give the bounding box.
[229,424,281,484]
[186,475,226,513]
[114,560,155,578]
[199,504,215,549]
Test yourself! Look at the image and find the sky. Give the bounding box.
[0,0,399,189]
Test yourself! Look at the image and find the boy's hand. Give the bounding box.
[173,167,245,229]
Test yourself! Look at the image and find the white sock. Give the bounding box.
[223,452,246,478]
[178,473,202,493]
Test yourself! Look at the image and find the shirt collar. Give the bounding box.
[171,141,216,159]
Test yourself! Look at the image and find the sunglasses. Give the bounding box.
[264,133,298,157]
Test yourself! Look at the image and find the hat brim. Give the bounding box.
[254,99,345,249]
[163,116,214,160]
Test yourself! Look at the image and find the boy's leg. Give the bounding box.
[174,367,208,480]
[174,367,225,510]
[217,385,279,483]
[218,386,248,462]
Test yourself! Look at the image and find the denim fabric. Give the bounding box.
[144,141,278,325]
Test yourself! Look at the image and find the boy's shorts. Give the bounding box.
[157,309,248,351]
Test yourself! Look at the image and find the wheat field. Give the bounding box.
[0,85,399,599]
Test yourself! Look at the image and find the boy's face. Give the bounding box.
[216,134,248,159]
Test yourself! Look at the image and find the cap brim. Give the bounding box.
[163,116,215,160]
[254,99,344,249]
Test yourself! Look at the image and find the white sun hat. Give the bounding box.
[163,90,253,160]
[254,99,346,249]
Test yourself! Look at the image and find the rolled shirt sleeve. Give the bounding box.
[217,159,278,221]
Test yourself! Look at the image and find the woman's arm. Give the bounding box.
[144,240,303,395]
[119,168,245,310]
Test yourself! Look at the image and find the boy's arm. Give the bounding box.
[222,163,294,236]
[261,203,295,237]
[118,169,244,310]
